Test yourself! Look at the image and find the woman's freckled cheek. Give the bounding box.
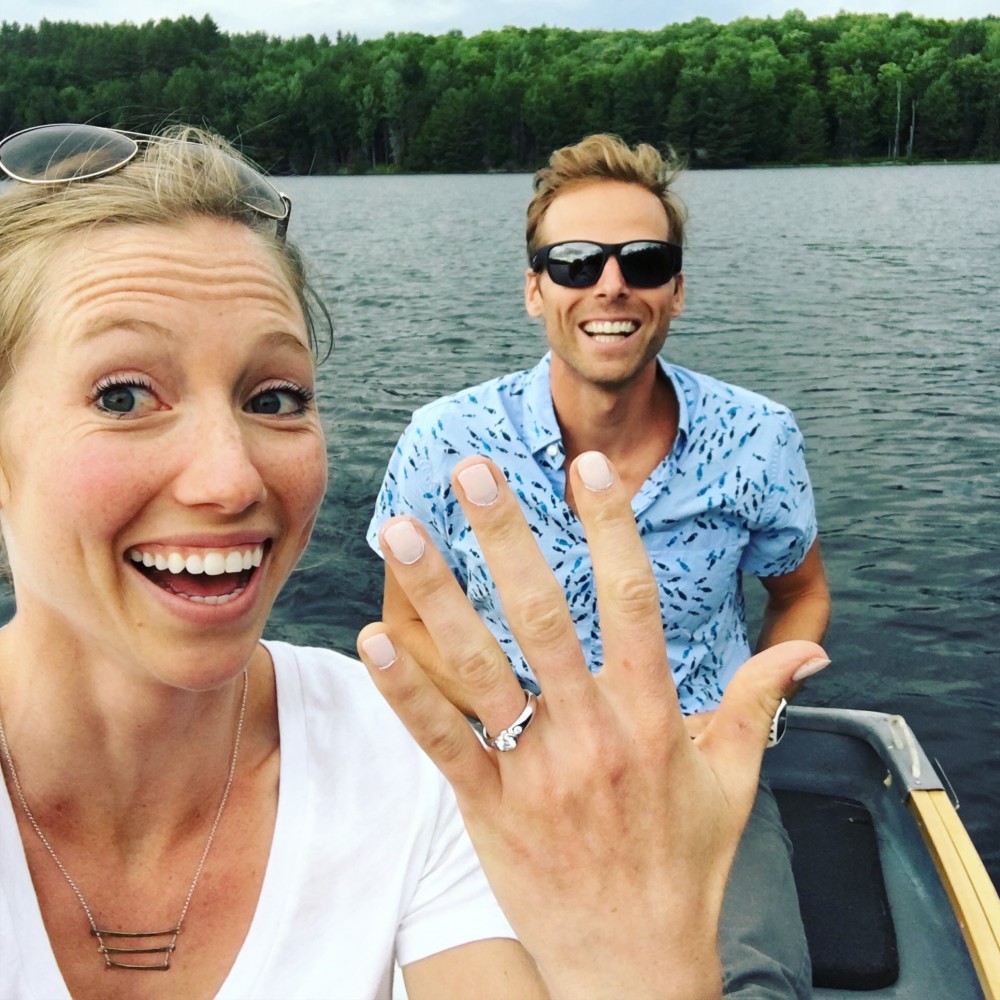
[279,448,329,529]
[54,443,164,534]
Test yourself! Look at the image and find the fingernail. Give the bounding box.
[457,463,499,506]
[383,520,425,565]
[792,657,831,682]
[578,451,613,491]
[362,633,397,670]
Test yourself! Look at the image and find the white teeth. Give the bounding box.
[203,553,227,576]
[187,589,245,605]
[129,545,265,575]
[583,320,637,335]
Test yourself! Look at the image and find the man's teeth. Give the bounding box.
[128,545,264,575]
[582,320,638,340]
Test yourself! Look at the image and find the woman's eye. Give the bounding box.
[93,379,158,416]
[247,382,314,416]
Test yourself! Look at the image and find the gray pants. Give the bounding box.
[720,778,812,998]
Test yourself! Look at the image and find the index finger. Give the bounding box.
[449,456,595,716]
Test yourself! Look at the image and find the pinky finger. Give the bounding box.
[357,624,499,801]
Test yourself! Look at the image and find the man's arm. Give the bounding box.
[755,538,831,653]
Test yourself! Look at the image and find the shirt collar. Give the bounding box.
[525,352,691,460]
[523,353,562,457]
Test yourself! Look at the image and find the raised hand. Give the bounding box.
[358,452,829,1000]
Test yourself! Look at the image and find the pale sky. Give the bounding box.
[1,0,995,40]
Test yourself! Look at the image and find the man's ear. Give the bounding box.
[670,273,686,318]
[524,268,543,318]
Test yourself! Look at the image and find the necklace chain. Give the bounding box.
[0,669,248,971]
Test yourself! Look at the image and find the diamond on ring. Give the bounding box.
[482,692,537,752]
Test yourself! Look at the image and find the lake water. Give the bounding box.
[3,164,997,884]
[280,164,999,885]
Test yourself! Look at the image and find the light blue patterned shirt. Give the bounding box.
[367,353,817,713]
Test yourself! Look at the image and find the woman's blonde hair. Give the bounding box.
[526,133,687,257]
[0,125,326,412]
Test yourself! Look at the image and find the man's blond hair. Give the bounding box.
[526,133,686,257]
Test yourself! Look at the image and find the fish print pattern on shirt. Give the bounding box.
[368,353,817,714]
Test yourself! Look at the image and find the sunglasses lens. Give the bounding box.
[0,124,137,183]
[227,157,288,222]
[545,242,605,287]
[618,242,679,287]
[539,241,681,288]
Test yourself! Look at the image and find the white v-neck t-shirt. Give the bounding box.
[0,641,514,999]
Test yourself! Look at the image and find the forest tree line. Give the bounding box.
[1,10,998,173]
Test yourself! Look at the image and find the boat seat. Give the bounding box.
[774,790,900,991]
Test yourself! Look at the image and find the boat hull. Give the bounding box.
[764,707,999,999]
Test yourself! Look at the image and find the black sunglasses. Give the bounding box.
[531,239,683,289]
[0,123,291,240]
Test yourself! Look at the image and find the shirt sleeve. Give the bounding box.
[366,418,463,578]
[738,407,818,578]
[395,777,516,967]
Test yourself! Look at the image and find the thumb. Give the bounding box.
[698,640,830,796]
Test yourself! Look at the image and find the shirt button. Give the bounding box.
[546,444,560,458]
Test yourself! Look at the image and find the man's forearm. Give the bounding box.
[756,589,831,651]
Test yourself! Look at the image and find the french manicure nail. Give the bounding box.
[362,633,397,670]
[578,451,613,492]
[383,520,425,565]
[457,463,499,506]
[792,657,831,682]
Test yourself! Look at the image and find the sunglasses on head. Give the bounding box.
[0,123,291,240]
[530,239,683,289]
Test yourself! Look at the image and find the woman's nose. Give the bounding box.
[171,411,267,513]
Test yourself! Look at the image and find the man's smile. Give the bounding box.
[581,319,640,342]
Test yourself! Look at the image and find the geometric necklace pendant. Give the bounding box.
[0,670,248,973]
[92,927,181,970]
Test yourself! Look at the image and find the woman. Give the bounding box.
[0,123,828,999]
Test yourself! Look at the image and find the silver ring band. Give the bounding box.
[482,692,538,752]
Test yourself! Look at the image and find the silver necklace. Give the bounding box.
[0,669,248,971]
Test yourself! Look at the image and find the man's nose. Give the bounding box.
[594,254,629,296]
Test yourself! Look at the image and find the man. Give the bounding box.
[367,134,831,997]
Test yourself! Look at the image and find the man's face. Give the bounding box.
[525,180,685,393]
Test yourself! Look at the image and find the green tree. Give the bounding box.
[828,62,879,157]
[785,85,828,162]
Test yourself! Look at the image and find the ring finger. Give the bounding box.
[378,513,530,737]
